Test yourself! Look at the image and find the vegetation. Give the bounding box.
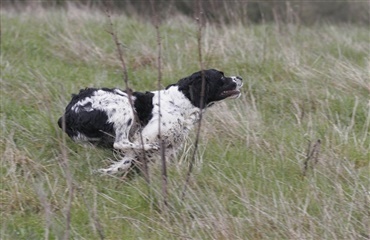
[1,6,369,239]
[3,0,370,25]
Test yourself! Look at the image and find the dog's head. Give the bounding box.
[177,69,243,108]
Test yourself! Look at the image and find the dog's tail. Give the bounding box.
[57,116,63,129]
[57,114,75,139]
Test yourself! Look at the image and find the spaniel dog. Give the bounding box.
[58,69,243,174]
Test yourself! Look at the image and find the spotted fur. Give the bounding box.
[58,69,243,174]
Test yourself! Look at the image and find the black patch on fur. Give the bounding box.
[58,88,115,147]
[127,118,132,126]
[132,91,154,126]
[58,87,154,147]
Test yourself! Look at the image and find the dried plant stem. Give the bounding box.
[105,11,129,91]
[80,189,105,240]
[182,0,205,200]
[150,0,168,209]
[105,9,150,183]
[302,139,321,176]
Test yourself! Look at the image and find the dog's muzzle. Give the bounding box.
[230,76,243,98]
[232,76,243,89]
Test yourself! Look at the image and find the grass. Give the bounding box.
[1,6,370,240]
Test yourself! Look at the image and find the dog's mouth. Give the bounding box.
[220,76,243,99]
[220,89,241,98]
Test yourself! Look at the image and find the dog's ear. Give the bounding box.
[189,74,210,109]
[178,71,210,108]
[177,77,192,89]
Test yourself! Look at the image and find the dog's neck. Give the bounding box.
[154,86,201,109]
[150,86,203,121]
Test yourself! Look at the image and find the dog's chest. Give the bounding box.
[157,102,197,143]
[138,88,200,147]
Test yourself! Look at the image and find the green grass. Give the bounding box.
[1,7,370,240]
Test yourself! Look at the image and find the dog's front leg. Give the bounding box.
[113,141,159,151]
[113,119,159,151]
[98,156,133,174]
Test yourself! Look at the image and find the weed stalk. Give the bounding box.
[182,0,205,200]
[105,9,150,184]
[149,0,168,210]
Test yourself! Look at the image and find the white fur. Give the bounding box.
[99,86,202,174]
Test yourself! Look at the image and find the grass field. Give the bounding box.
[1,7,369,240]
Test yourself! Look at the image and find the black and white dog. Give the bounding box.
[58,69,243,174]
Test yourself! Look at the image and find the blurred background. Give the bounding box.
[2,0,370,25]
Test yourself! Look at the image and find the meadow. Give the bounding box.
[1,6,369,239]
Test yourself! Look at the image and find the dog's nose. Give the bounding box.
[232,76,243,88]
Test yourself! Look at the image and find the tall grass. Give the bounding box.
[1,6,369,239]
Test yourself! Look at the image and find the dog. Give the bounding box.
[58,69,243,174]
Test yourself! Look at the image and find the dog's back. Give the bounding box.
[58,87,156,148]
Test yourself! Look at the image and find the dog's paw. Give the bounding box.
[113,142,134,150]
[143,143,160,151]
[96,167,118,175]
[96,159,132,175]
